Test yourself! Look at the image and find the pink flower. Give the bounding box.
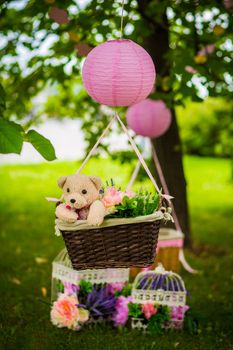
[64,282,80,295]
[112,296,131,327]
[107,282,124,294]
[51,294,89,330]
[198,44,215,55]
[142,303,157,319]
[185,65,198,74]
[120,190,135,200]
[171,305,189,321]
[102,187,122,208]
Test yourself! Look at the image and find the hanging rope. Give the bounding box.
[120,0,125,39]
[151,142,198,274]
[77,113,172,202]
[77,115,117,174]
[127,138,198,274]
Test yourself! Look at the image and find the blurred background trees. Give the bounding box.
[0,0,232,243]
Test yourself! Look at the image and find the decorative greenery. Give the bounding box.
[116,284,132,297]
[128,303,142,318]
[147,306,170,334]
[107,192,160,218]
[79,280,93,294]
[56,280,64,294]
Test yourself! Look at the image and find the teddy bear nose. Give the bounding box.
[70,199,76,204]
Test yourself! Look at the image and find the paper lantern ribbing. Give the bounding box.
[82,39,156,107]
[126,99,172,138]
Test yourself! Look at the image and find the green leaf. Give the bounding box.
[128,303,142,318]
[115,283,132,297]
[79,280,93,294]
[25,130,56,161]
[147,314,163,334]
[0,118,24,154]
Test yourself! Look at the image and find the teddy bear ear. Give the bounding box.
[57,176,67,188]
[89,176,102,190]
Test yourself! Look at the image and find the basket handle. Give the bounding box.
[77,113,172,201]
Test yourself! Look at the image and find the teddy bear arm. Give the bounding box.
[87,200,106,226]
[56,203,77,223]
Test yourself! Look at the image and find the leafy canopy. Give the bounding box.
[0,0,232,158]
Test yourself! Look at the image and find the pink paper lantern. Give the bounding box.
[82,39,155,107]
[126,99,172,138]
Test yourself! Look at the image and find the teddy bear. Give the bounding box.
[55,173,106,226]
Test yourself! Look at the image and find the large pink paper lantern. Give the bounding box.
[126,99,172,138]
[82,39,155,107]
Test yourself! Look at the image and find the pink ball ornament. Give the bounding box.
[126,99,172,138]
[82,39,155,107]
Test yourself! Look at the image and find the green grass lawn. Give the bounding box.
[0,156,232,350]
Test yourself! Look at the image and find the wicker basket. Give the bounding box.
[56,213,162,270]
[130,228,184,278]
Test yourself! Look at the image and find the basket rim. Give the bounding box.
[55,211,163,232]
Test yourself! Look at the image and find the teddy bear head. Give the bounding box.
[58,173,102,209]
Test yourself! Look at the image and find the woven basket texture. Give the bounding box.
[62,219,160,270]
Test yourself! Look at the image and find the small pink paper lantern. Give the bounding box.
[82,39,155,107]
[126,99,172,138]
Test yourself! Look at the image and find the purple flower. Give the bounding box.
[64,282,80,295]
[171,305,189,321]
[112,296,131,327]
[85,287,117,317]
[106,282,124,294]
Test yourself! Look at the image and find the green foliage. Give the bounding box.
[0,0,232,158]
[25,130,56,161]
[107,192,159,218]
[0,118,24,154]
[0,83,56,160]
[119,284,132,297]
[128,303,142,318]
[177,98,233,157]
[57,280,65,294]
[79,280,93,294]
[147,306,170,335]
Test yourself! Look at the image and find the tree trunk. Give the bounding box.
[138,0,191,245]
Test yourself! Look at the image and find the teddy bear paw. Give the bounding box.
[87,215,104,226]
[59,212,77,223]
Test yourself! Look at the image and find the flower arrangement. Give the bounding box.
[51,293,89,330]
[102,181,160,218]
[51,278,190,333]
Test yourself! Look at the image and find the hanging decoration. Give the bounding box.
[51,260,191,332]
[53,113,173,271]
[126,99,172,138]
[82,40,155,107]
